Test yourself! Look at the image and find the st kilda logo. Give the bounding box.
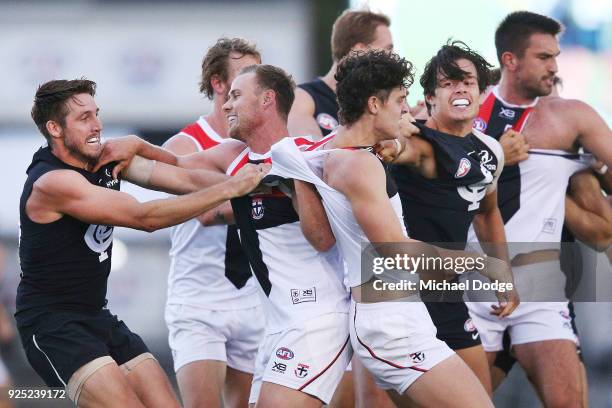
[295,363,309,378]
[252,198,264,220]
[276,347,294,360]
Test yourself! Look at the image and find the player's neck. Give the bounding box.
[205,99,230,138]
[426,116,472,137]
[51,143,94,171]
[332,121,378,148]
[247,118,289,154]
[321,64,337,93]
[498,75,537,106]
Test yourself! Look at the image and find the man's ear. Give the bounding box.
[351,42,368,53]
[262,89,275,109]
[501,51,518,72]
[210,74,227,96]
[367,95,380,115]
[46,120,62,140]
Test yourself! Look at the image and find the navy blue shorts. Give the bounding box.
[18,309,149,387]
[425,301,482,350]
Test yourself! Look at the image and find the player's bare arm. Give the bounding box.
[571,100,612,168]
[199,201,235,226]
[592,161,612,194]
[565,170,612,251]
[96,134,245,176]
[163,133,235,226]
[124,156,230,195]
[382,135,437,178]
[292,179,336,252]
[288,88,324,139]
[27,164,268,232]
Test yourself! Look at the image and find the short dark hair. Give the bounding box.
[335,50,414,126]
[200,37,261,99]
[495,11,563,65]
[331,10,391,62]
[420,40,493,114]
[240,64,296,120]
[31,78,97,144]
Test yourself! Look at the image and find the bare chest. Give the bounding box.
[522,105,578,151]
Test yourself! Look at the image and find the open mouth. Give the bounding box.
[86,137,100,145]
[227,115,237,125]
[451,98,470,108]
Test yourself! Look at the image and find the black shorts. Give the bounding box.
[425,301,482,350]
[17,308,149,387]
[493,302,582,375]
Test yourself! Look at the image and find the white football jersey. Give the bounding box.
[167,117,260,309]
[269,135,407,289]
[227,145,349,333]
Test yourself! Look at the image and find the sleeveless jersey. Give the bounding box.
[298,79,339,135]
[167,117,259,309]
[391,122,503,245]
[470,87,588,254]
[227,144,348,333]
[269,134,406,289]
[17,147,120,324]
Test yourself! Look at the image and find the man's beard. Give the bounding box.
[519,71,553,99]
[64,134,100,168]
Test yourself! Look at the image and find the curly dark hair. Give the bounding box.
[335,50,414,126]
[31,78,97,144]
[420,40,493,114]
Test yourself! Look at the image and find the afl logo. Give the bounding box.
[316,113,339,131]
[84,224,113,254]
[252,198,264,220]
[455,158,471,178]
[473,117,487,132]
[276,347,294,360]
[464,318,477,332]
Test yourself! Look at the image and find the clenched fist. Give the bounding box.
[499,129,529,166]
[228,163,272,196]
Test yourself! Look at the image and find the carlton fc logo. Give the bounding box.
[455,158,471,178]
[84,224,113,261]
[472,117,487,132]
[252,198,264,220]
[316,113,339,131]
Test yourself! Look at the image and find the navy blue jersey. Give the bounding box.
[298,78,339,135]
[391,122,502,244]
[473,89,535,223]
[17,147,120,322]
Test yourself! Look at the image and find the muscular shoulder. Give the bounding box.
[540,97,598,120]
[326,150,385,194]
[34,169,89,198]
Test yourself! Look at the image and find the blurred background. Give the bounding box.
[0,0,610,406]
